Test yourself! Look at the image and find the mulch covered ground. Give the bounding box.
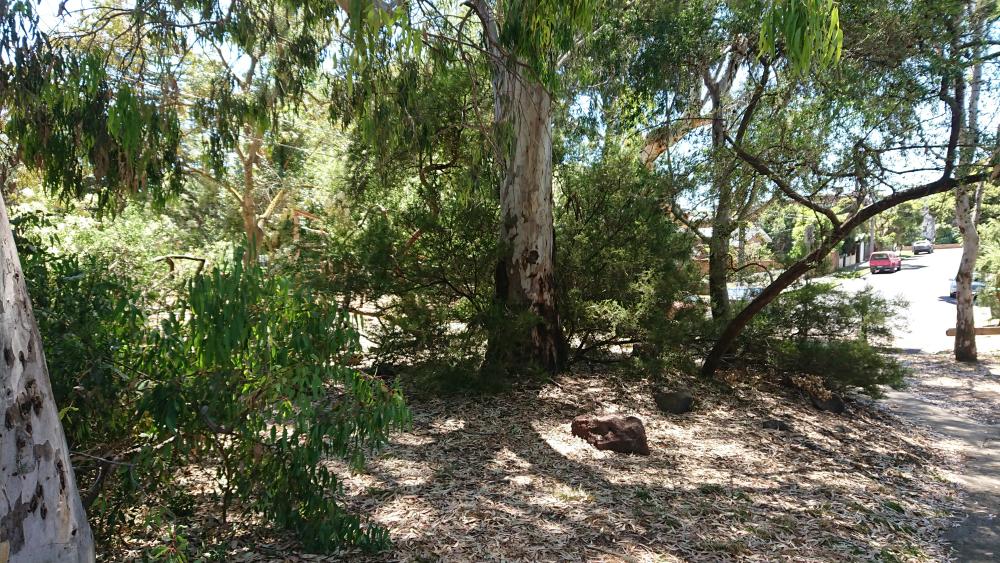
[240,366,963,562]
[895,353,1000,427]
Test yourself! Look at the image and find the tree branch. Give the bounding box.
[258,188,288,223]
[726,136,841,228]
[185,165,244,203]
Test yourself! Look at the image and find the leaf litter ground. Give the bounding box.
[278,366,963,562]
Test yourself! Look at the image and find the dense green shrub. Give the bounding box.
[735,282,907,396]
[139,250,409,550]
[774,339,907,397]
[276,59,508,389]
[288,164,502,391]
[22,214,408,553]
[556,155,701,364]
[935,224,959,244]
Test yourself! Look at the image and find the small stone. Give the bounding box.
[811,394,846,414]
[571,415,650,456]
[653,390,694,415]
[762,419,791,431]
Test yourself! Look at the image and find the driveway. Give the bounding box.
[835,248,996,353]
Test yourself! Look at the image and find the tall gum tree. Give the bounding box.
[319,0,590,374]
[640,42,770,321]
[954,1,987,363]
[624,1,805,324]
[0,4,180,559]
[463,0,594,374]
[0,196,95,562]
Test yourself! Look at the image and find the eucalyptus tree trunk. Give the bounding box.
[706,69,734,321]
[240,135,265,264]
[955,182,979,362]
[0,194,95,562]
[484,63,567,373]
[954,18,982,363]
[708,217,733,320]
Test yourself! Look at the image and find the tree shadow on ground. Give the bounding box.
[319,371,958,562]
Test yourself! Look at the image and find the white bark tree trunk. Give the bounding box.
[486,64,566,372]
[465,0,565,372]
[955,13,982,363]
[0,194,94,561]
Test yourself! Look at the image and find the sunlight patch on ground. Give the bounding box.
[324,369,960,562]
[429,417,466,433]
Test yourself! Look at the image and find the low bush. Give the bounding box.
[734,282,908,397]
[774,339,907,397]
[23,214,408,555]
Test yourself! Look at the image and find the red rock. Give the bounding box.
[571,415,650,456]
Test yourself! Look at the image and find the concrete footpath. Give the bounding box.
[885,354,1000,562]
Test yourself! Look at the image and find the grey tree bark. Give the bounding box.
[955,12,982,363]
[468,1,566,373]
[705,65,737,321]
[0,194,95,562]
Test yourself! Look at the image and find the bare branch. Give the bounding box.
[726,136,842,228]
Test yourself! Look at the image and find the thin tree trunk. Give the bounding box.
[955,15,982,363]
[955,179,979,361]
[867,218,876,259]
[0,194,95,562]
[484,63,566,374]
[706,67,734,321]
[708,221,732,320]
[240,136,264,264]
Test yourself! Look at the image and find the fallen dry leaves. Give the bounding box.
[119,364,966,562]
[283,366,962,562]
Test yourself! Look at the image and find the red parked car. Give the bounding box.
[869,251,902,274]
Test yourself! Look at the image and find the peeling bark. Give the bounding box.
[954,10,982,363]
[485,65,567,373]
[465,0,566,374]
[0,194,94,562]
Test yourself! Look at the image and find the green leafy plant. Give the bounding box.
[25,219,408,553]
[133,249,409,550]
[555,153,701,365]
[775,339,907,397]
[759,0,843,75]
[735,282,907,396]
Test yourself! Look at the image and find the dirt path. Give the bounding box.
[887,354,1000,562]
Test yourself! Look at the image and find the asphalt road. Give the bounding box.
[835,248,996,354]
